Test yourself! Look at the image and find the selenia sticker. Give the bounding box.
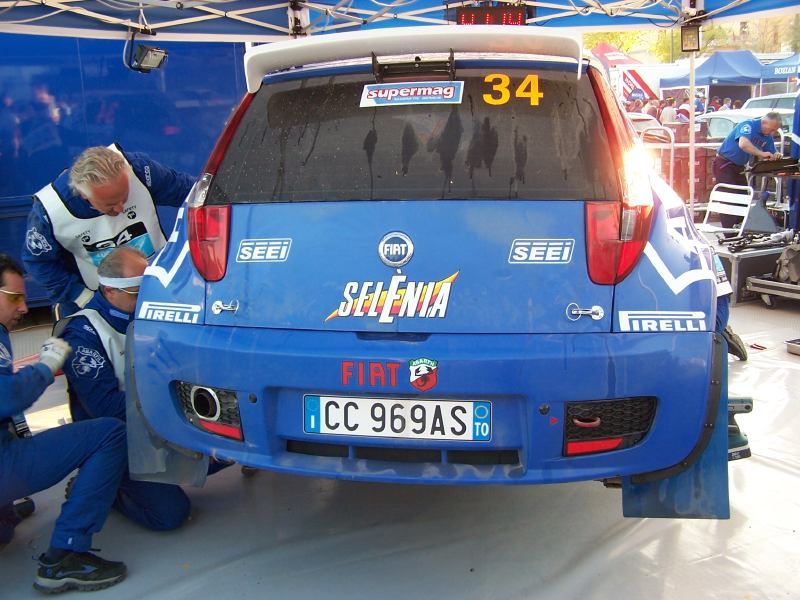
[360,81,464,107]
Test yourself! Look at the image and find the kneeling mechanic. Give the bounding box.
[0,253,128,593]
[56,246,191,531]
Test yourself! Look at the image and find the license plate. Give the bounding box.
[303,395,491,441]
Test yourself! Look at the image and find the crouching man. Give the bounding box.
[57,246,191,531]
[0,253,127,593]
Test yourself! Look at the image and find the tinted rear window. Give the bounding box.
[209,67,618,204]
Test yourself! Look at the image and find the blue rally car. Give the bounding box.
[128,26,731,516]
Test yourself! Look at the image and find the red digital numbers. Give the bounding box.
[455,7,527,26]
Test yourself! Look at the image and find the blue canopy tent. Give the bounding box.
[659,50,763,87]
[0,0,799,41]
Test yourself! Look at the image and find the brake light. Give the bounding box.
[188,92,255,281]
[188,196,230,282]
[586,68,654,285]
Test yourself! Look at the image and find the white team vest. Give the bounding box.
[36,144,166,291]
[55,309,127,391]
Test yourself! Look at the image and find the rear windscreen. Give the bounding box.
[208,67,619,203]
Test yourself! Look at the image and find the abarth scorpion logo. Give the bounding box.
[71,346,106,379]
[409,357,438,392]
[25,227,52,255]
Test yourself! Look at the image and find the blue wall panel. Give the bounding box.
[0,34,246,303]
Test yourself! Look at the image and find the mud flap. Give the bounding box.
[125,323,209,487]
[621,335,730,519]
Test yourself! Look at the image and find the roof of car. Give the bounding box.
[243,25,583,93]
[628,113,659,121]
[697,107,793,120]
[745,91,799,101]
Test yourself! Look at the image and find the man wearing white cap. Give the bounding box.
[55,246,191,531]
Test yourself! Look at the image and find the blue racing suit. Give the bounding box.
[0,324,126,551]
[22,147,193,316]
[59,292,190,531]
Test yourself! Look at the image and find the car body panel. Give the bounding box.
[132,320,715,484]
[210,201,612,334]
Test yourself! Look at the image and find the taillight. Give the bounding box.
[188,92,255,281]
[585,149,654,285]
[586,67,654,285]
[188,192,230,282]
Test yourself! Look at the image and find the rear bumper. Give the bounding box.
[131,322,720,485]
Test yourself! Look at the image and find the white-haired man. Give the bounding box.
[22,144,193,317]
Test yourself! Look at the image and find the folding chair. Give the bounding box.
[697,183,754,236]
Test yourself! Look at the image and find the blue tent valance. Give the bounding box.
[762,53,800,81]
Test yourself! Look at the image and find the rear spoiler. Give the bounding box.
[244,25,583,93]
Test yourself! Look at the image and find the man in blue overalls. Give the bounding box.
[712,112,784,230]
[0,253,127,593]
[22,144,193,318]
[56,246,191,531]
[711,111,785,361]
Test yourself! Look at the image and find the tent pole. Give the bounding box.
[689,50,696,216]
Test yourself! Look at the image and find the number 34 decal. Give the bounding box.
[483,74,544,106]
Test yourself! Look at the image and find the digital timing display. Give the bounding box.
[455,6,527,26]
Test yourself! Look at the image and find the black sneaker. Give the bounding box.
[722,325,748,361]
[34,551,126,594]
[64,476,75,500]
[13,497,35,521]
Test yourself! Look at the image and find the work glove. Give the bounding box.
[38,337,72,375]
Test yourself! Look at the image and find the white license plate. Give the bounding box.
[303,395,491,441]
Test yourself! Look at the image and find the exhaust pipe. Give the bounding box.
[190,386,221,421]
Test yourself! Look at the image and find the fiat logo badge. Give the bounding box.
[378,232,414,268]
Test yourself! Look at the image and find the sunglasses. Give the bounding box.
[0,288,26,305]
[115,287,140,296]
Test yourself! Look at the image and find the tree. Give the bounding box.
[583,31,656,54]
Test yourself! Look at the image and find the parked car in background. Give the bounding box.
[627,112,660,134]
[696,107,794,142]
[742,91,798,111]
[626,112,672,143]
[128,26,728,516]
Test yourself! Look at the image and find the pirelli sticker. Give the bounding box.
[360,81,464,107]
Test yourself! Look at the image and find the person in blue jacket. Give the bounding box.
[0,253,128,593]
[22,144,194,318]
[57,246,192,531]
[712,112,784,230]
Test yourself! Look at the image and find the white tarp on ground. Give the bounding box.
[1,301,799,598]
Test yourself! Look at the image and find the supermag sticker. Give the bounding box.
[360,81,464,107]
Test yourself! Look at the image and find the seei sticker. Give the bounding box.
[360,81,464,107]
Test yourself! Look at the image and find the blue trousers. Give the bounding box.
[108,457,231,530]
[0,418,126,552]
[113,473,190,531]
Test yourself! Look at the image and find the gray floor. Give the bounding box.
[1,301,798,599]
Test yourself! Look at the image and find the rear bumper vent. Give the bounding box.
[286,440,519,466]
[564,396,656,456]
